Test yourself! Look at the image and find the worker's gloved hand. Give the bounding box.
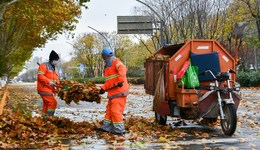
[54,81,62,88]
[49,81,55,86]
[55,80,60,85]
[99,88,105,94]
[117,82,123,87]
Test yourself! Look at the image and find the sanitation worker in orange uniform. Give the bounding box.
[37,50,60,117]
[95,48,129,135]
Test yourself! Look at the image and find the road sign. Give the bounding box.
[117,16,153,34]
[59,68,63,74]
[79,63,85,73]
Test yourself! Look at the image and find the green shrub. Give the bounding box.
[237,71,260,87]
[72,77,105,84]
[72,78,86,83]
[127,67,145,77]
[128,77,145,84]
[87,77,106,84]
[72,77,145,85]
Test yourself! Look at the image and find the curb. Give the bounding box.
[0,87,9,115]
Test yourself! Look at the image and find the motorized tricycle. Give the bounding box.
[145,40,241,135]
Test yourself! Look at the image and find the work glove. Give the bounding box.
[49,81,55,86]
[99,88,105,94]
[117,82,123,87]
[54,81,62,88]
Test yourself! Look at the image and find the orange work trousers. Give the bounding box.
[105,96,126,123]
[40,95,57,116]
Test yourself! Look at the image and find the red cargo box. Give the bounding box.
[145,40,236,106]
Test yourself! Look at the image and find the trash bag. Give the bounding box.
[186,65,200,88]
[178,63,199,88]
[178,73,187,87]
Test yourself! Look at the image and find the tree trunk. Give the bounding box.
[256,18,260,43]
[254,45,258,70]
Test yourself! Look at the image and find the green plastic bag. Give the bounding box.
[178,74,187,87]
[178,65,199,88]
[186,65,200,88]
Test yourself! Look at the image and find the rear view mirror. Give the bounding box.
[228,69,236,74]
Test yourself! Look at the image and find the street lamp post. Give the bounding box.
[88,26,113,50]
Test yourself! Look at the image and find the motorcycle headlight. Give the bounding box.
[209,83,215,90]
[234,82,240,91]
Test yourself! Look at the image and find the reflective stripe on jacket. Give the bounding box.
[37,62,59,94]
[101,58,129,99]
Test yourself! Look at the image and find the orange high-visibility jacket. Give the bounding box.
[37,62,59,95]
[101,58,128,99]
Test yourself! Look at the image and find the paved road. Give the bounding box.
[12,83,260,149]
[53,85,260,150]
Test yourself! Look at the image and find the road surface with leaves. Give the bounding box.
[0,83,259,149]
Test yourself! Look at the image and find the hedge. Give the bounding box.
[127,68,145,77]
[237,71,260,87]
[72,76,145,85]
[73,77,105,84]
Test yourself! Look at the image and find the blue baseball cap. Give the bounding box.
[101,48,113,56]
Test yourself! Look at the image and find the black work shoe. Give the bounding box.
[111,132,125,136]
[94,128,108,133]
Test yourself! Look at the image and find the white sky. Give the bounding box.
[32,0,141,62]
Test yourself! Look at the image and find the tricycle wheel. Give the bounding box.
[155,112,167,125]
[221,104,237,135]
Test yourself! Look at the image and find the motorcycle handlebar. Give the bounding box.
[199,69,236,79]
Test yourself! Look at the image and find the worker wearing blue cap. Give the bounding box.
[95,47,129,136]
[101,47,114,57]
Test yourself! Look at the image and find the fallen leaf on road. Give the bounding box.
[203,147,211,150]
[158,137,170,143]
[226,147,238,150]
[201,133,210,138]
[239,138,247,142]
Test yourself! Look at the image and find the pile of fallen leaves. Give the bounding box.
[125,116,214,141]
[7,85,41,116]
[57,80,101,104]
[0,109,96,148]
[146,54,170,60]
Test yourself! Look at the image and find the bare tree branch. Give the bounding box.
[134,35,153,54]
[0,0,19,22]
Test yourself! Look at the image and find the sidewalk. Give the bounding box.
[0,80,6,89]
